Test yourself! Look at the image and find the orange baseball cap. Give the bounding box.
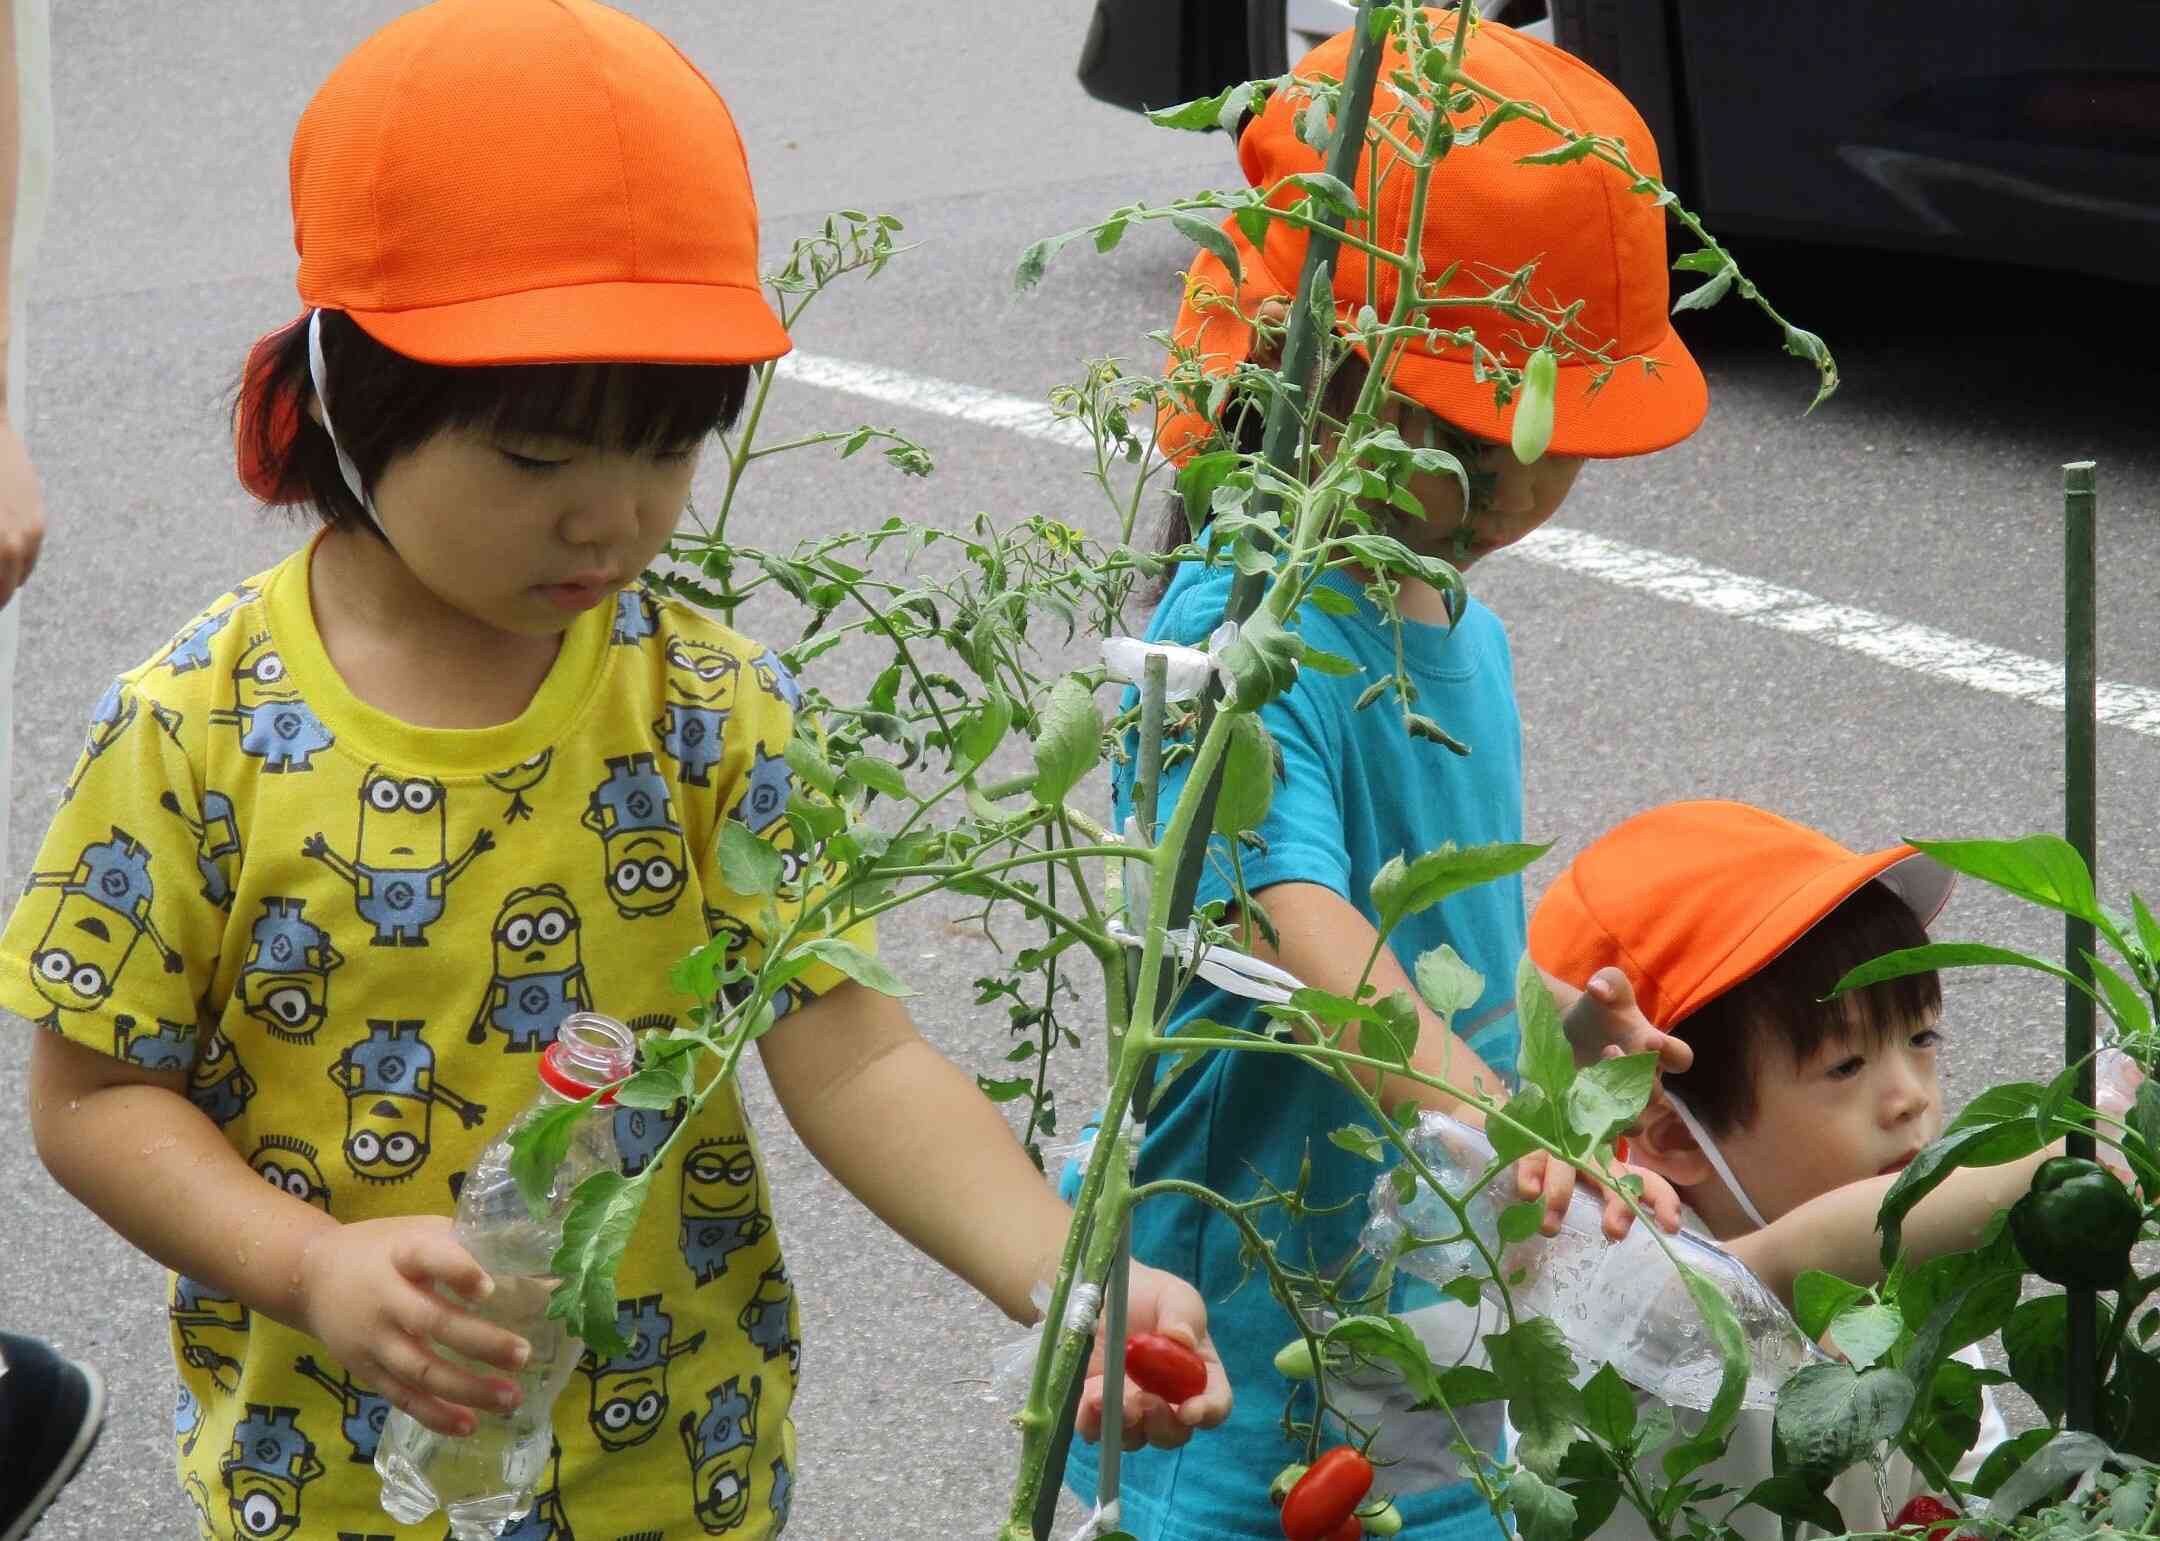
[1160,11,1707,464]
[1529,801,1955,1032]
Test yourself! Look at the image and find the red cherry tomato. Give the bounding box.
[1894,1497,1960,1540]
[1279,1446,1375,1541]
[1123,1332,1208,1404]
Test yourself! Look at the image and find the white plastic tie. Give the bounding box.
[1066,1498,1123,1541]
[1110,816,1306,1003]
[1100,636,1214,702]
[1064,1282,1106,1337]
[306,309,375,518]
[1204,619,1242,694]
[1665,1090,1769,1231]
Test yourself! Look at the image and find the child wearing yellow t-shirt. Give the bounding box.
[4,4,1227,1537]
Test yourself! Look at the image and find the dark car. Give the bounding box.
[1078,1,2160,286]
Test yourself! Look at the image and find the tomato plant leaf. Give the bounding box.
[794,938,913,998]
[717,821,783,898]
[1507,1467,1577,1541]
[1371,841,1548,938]
[509,1096,597,1218]
[1484,1317,1580,1477]
[1414,943,1485,1020]
[1516,953,1576,1110]
[1030,674,1103,810]
[1565,1052,1656,1148]
[546,1169,649,1359]
[1212,712,1276,838]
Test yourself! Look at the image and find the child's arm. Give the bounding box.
[1725,1148,2052,1310]
[28,1026,531,1436]
[755,979,1233,1446]
[1235,881,1682,1237]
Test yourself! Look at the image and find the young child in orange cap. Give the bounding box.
[1061,10,1703,1538]
[1529,799,2064,1538]
[2,3,1228,1537]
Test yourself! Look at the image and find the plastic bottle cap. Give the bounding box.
[535,1015,639,1106]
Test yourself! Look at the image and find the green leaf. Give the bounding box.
[1672,248,1728,274]
[1014,231,1079,291]
[1030,674,1103,810]
[547,1169,650,1359]
[1565,1053,1656,1148]
[1905,833,2104,927]
[1145,84,1245,133]
[1306,584,1358,618]
[1365,990,1422,1069]
[1739,1475,1845,1534]
[610,1060,692,1111]
[1831,940,2096,1003]
[794,938,914,997]
[1516,953,1576,1108]
[509,1097,596,1218]
[718,821,784,897]
[1485,1084,1562,1167]
[1772,1362,1916,1478]
[1299,646,1361,677]
[2132,891,2160,968]
[1826,1301,1902,1369]
[783,735,838,795]
[1414,943,1485,1020]
[1499,1199,1545,1246]
[1284,171,1360,218]
[1371,841,1548,937]
[841,754,909,800]
[1971,1426,2058,1499]
[1792,1271,1870,1340]
[1579,1363,1637,1448]
[1671,266,1733,314]
[2004,1292,2109,1424]
[2087,951,2155,1038]
[1329,1124,1389,1162]
[1167,211,1242,286]
[1213,712,1276,838]
[1214,607,1303,711]
[953,690,1012,773]
[1484,1317,1580,1477]
[1508,1467,1577,1541]
[1661,1432,1727,1484]
[1876,1087,2057,1264]
[1517,136,1600,167]
[975,1075,1032,1104]
[1680,1262,1750,1442]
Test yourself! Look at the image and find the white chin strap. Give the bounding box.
[1664,1090,1769,1231]
[307,308,374,518]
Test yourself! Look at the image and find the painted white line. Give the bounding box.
[779,350,2160,740]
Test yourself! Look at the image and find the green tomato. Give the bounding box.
[1362,1499,1405,1536]
[1274,1338,1319,1381]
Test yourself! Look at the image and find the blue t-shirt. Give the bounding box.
[1065,562,1527,1540]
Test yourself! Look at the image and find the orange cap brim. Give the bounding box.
[1159,223,1708,465]
[345,280,793,368]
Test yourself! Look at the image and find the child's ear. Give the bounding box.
[1629,1095,1716,1189]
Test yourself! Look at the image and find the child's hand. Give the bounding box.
[1555,965,1692,1075]
[1076,1262,1232,1451]
[1514,1151,1683,1241]
[295,1215,532,1437]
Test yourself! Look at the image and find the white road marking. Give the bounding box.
[777,351,2160,739]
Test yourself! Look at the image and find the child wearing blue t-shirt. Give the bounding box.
[1062,14,1717,1539]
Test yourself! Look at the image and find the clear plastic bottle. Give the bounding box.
[1361,1111,1831,1412]
[374,1013,639,1539]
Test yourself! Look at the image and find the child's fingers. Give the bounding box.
[1535,1156,1576,1235]
[391,1229,491,1303]
[426,1299,533,1378]
[381,1329,521,1416]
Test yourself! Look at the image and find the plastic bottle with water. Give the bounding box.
[1360,1111,1830,1411]
[374,1013,639,1539]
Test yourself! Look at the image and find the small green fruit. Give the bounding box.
[1274,1338,1319,1381]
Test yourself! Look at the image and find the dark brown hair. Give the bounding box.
[1662,878,1942,1136]
[233,309,753,536]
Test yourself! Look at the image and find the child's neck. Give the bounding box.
[309,526,564,730]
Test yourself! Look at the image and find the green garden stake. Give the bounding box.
[2063,458,2099,1435]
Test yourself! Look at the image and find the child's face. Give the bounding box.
[1380,396,1583,570]
[367,422,701,638]
[1711,1012,1945,1227]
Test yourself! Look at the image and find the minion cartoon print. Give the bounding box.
[218,1404,324,1541]
[614,1095,688,1179]
[611,586,659,647]
[576,1294,706,1452]
[326,1020,487,1185]
[486,748,555,823]
[770,1454,794,1532]
[304,768,493,945]
[237,897,344,1043]
[61,680,134,803]
[158,584,255,675]
[20,826,184,1030]
[496,1440,570,1541]
[728,747,792,837]
[159,788,244,912]
[171,1274,250,1394]
[210,634,335,773]
[175,1380,206,1457]
[681,1375,761,1536]
[467,885,591,1052]
[115,1013,196,1072]
[679,1135,770,1286]
[188,1027,257,1128]
[748,648,802,712]
[183,1472,217,1541]
[293,1355,389,1464]
[250,1135,332,1212]
[653,639,739,787]
[737,1263,800,1382]
[582,753,688,919]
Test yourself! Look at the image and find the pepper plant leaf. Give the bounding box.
[1773,1361,1916,1478]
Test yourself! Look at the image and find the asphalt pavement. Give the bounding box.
[8,4,2160,1539]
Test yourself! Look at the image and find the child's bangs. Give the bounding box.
[449,360,750,454]
[1775,879,1943,1070]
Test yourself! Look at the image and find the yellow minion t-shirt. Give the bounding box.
[0,540,856,1540]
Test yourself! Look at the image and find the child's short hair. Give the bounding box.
[234,311,751,532]
[1529,799,1957,1134]
[1660,878,1941,1136]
